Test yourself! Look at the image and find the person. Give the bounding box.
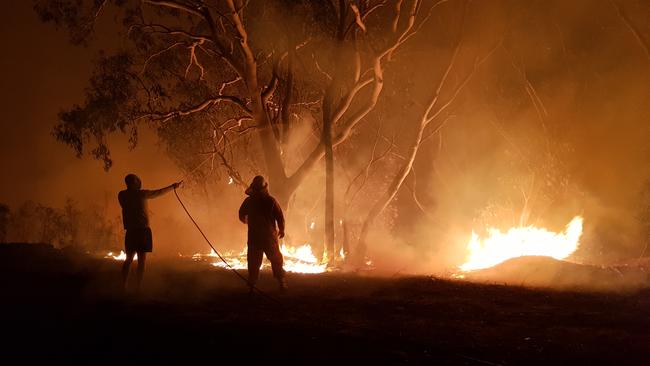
[238,175,287,292]
[118,174,181,291]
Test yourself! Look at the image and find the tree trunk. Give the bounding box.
[342,219,350,258]
[252,94,291,194]
[320,48,351,261]
[223,0,292,208]
[324,119,335,261]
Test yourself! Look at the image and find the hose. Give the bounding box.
[173,187,281,305]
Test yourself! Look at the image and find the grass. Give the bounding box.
[1,243,648,365]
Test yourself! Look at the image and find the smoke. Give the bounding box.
[313,0,650,282]
[391,0,650,271]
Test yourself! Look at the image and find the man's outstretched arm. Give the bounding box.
[143,181,182,199]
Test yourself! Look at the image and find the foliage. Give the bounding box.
[35,0,425,192]
[0,204,9,242]
[6,199,121,250]
[636,180,650,248]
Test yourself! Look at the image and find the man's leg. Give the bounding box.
[121,251,136,289]
[247,246,264,290]
[265,244,287,290]
[135,251,146,292]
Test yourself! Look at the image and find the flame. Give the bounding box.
[105,251,137,261]
[279,243,328,273]
[459,216,583,272]
[192,243,328,273]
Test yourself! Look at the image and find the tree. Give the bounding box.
[10,201,40,243]
[349,0,505,262]
[0,204,9,243]
[317,0,424,259]
[61,198,82,247]
[34,204,66,245]
[35,0,427,260]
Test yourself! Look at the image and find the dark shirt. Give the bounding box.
[239,192,285,247]
[118,188,170,230]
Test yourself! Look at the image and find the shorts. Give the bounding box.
[125,227,153,253]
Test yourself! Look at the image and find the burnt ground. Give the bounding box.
[1,244,649,365]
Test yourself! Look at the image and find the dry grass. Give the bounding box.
[1,243,649,365]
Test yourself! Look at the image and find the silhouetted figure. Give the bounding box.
[118,174,181,291]
[239,175,287,292]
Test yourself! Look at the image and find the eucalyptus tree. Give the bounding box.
[35,0,427,260]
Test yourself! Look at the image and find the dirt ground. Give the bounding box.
[1,243,649,365]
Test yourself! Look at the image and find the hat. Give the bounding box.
[245,175,268,195]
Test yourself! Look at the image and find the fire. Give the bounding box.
[459,216,583,271]
[192,243,328,274]
[104,243,329,273]
[280,244,327,273]
[105,251,137,261]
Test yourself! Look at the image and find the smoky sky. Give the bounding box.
[0,2,198,254]
[0,1,180,208]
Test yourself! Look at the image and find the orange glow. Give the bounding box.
[459,216,583,271]
[192,243,328,273]
[105,251,137,261]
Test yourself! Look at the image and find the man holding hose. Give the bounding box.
[118,174,182,291]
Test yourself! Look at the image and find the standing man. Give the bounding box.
[118,174,181,291]
[239,175,287,292]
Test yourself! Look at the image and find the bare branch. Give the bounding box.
[344,1,387,38]
[130,23,212,42]
[143,0,205,18]
[218,76,243,95]
[345,124,395,206]
[261,51,287,102]
[224,0,256,79]
[94,0,108,20]
[426,39,501,125]
[286,0,427,192]
[185,40,206,79]
[380,0,422,59]
[421,114,454,142]
[392,0,404,33]
[142,95,252,122]
[405,168,435,217]
[349,4,367,33]
[611,0,650,60]
[141,41,185,75]
[396,0,450,48]
[313,54,333,81]
[331,77,375,126]
[503,45,550,138]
